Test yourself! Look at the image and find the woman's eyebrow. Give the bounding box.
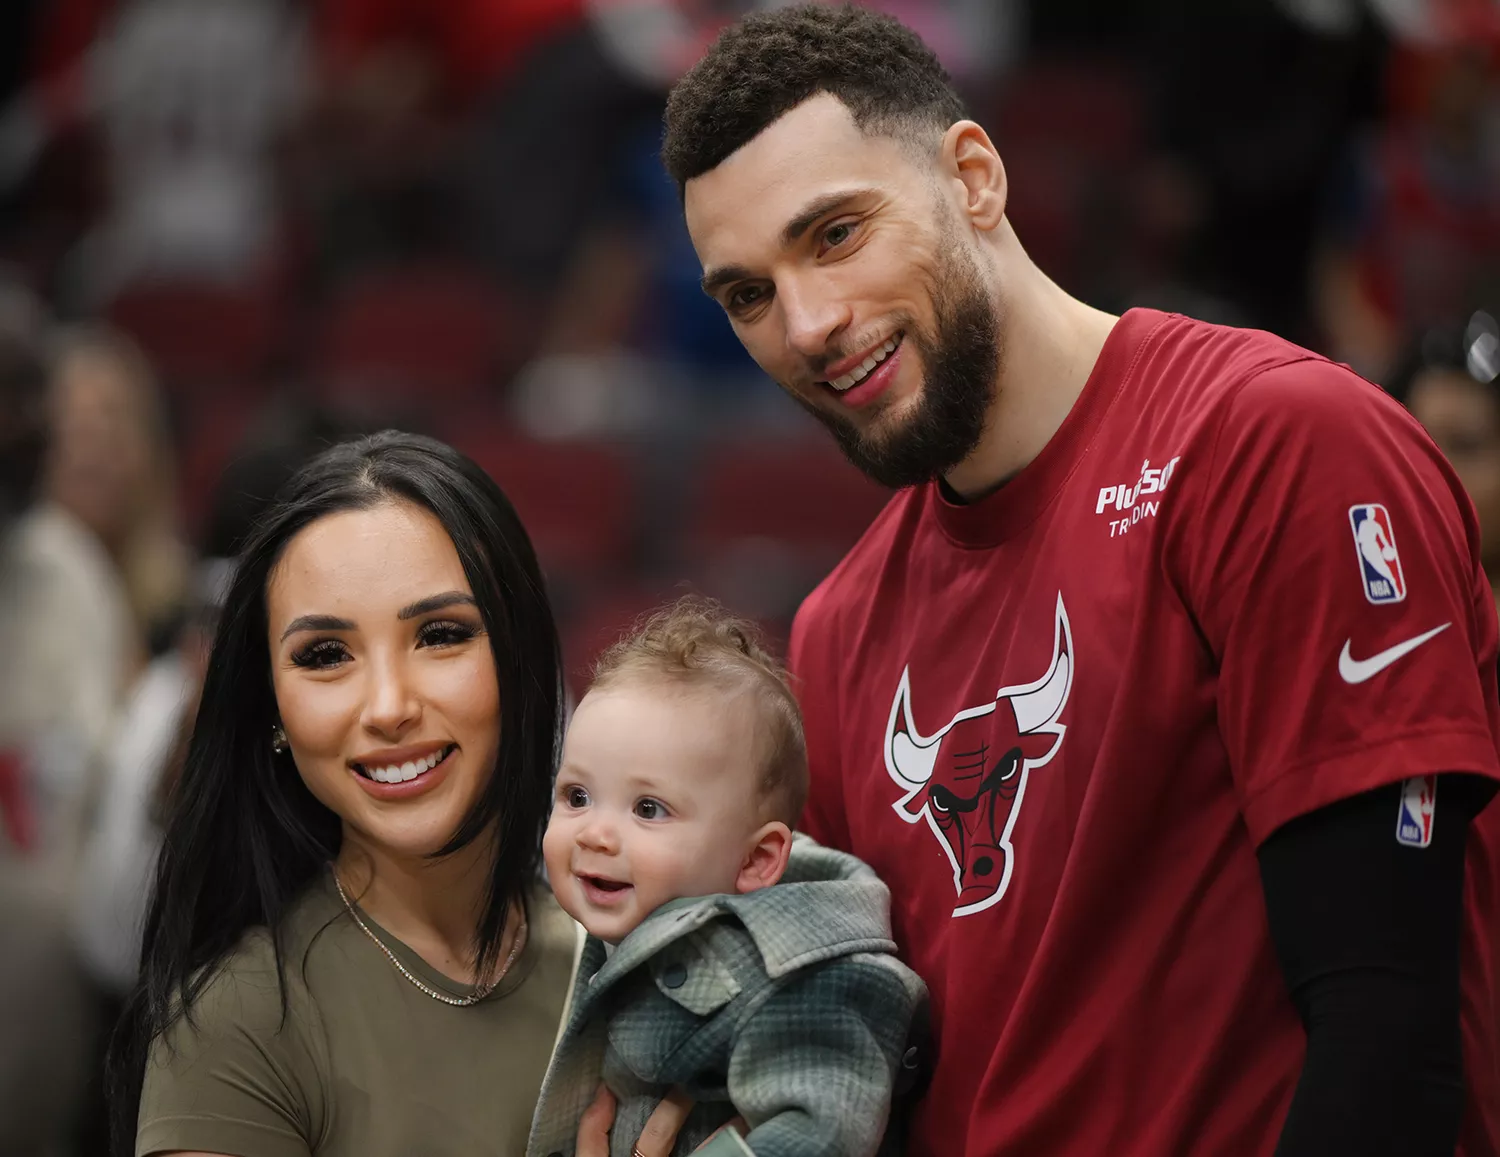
[279,613,355,641]
[397,591,478,620]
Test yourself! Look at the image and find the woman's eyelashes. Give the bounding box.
[290,638,349,670]
[287,618,479,669]
[416,618,480,648]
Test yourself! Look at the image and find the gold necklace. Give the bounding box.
[331,869,527,1007]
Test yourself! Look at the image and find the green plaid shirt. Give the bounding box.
[527,837,928,1157]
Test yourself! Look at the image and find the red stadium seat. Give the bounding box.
[559,585,672,695]
[108,278,281,387]
[687,437,893,561]
[445,426,637,577]
[311,264,532,405]
[175,393,267,537]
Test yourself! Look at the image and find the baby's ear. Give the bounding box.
[735,822,793,894]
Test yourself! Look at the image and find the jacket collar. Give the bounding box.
[582,835,894,995]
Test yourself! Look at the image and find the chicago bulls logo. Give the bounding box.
[884,594,1073,917]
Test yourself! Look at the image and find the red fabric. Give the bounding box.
[0,749,36,853]
[1353,128,1500,326]
[316,0,583,105]
[28,0,113,122]
[790,308,1500,1156]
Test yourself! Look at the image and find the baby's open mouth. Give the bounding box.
[581,874,630,893]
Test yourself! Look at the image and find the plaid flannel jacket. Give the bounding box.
[526,836,928,1157]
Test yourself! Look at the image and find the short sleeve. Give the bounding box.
[137,946,323,1157]
[788,590,853,852]
[1170,357,1500,845]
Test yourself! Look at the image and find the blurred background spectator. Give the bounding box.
[0,1,1496,1152]
[1386,309,1500,619]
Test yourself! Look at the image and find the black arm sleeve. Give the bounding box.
[1257,773,1495,1157]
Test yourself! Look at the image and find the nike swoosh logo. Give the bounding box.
[1338,623,1451,684]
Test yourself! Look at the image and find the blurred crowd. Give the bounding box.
[0,0,1496,1154]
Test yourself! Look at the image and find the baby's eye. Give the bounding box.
[564,785,590,808]
[634,798,669,820]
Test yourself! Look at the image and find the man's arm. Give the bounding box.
[1258,774,1495,1156]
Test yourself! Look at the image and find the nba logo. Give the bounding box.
[1396,775,1436,847]
[1348,504,1406,604]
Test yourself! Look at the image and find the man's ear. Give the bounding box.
[735,821,793,894]
[941,120,1007,233]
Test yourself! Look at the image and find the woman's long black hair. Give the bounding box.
[108,431,563,1154]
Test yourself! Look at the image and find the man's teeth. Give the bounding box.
[366,747,448,784]
[829,335,901,392]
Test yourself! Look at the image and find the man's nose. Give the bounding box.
[779,275,851,362]
[360,651,421,739]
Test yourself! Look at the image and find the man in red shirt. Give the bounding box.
[661,6,1500,1156]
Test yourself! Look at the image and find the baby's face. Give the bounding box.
[544,681,767,944]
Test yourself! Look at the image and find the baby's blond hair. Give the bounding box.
[589,595,808,827]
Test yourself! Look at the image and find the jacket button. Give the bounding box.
[662,963,688,989]
[902,1046,920,1069]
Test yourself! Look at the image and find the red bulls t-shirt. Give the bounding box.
[789,309,1500,1157]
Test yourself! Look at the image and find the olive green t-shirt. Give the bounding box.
[137,875,581,1157]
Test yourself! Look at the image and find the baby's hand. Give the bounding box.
[574,1085,748,1156]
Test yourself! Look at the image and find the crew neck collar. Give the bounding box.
[929,308,1167,549]
[324,871,541,1004]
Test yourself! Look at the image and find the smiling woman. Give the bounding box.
[107,432,579,1157]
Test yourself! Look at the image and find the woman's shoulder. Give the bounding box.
[178,876,343,1037]
[142,881,336,1148]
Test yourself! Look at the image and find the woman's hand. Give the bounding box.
[575,1085,747,1156]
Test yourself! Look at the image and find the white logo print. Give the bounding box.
[1095,455,1183,539]
[884,595,1073,917]
[1337,623,1451,685]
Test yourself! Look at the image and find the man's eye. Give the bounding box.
[634,798,668,820]
[565,786,589,808]
[822,221,857,249]
[729,285,765,310]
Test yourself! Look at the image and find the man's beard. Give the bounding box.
[798,244,1001,490]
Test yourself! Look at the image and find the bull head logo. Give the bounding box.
[884,593,1073,917]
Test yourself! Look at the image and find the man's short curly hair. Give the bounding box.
[590,595,808,826]
[662,3,967,191]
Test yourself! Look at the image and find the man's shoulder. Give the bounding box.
[1129,313,1420,487]
[1142,311,1385,419]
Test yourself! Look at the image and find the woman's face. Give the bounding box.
[266,499,502,864]
[1408,368,1500,573]
[46,347,157,548]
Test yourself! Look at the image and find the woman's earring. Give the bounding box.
[271,724,290,755]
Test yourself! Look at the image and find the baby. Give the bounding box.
[528,598,927,1157]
